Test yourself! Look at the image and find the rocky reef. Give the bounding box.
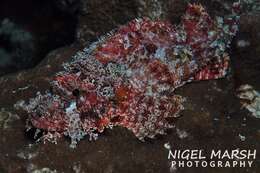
[0,0,259,173]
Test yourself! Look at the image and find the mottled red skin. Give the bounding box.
[24,3,240,142]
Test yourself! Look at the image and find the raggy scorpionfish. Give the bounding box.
[19,3,241,147]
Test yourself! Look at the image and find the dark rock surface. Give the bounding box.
[0,0,259,173]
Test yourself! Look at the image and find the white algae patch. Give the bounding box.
[164,142,171,150]
[0,108,20,129]
[239,134,246,141]
[176,128,188,139]
[31,168,57,173]
[236,40,250,48]
[27,164,57,173]
[17,144,38,160]
[237,84,260,118]
[72,162,82,173]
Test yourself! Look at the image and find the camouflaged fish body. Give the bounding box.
[19,3,240,147]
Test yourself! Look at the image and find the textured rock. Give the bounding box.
[0,0,259,173]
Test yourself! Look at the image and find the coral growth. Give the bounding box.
[17,3,240,147]
[237,84,260,118]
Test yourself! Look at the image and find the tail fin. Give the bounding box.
[182,2,240,47]
[181,2,241,80]
[180,2,240,59]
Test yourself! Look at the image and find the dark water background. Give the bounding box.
[0,0,259,173]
